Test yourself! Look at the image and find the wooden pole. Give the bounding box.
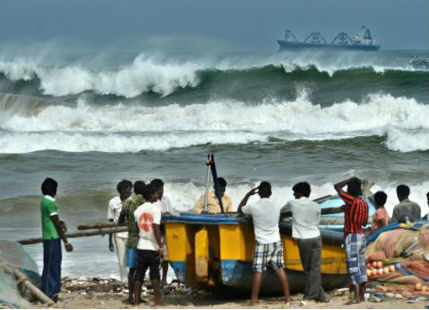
[77,222,124,230]
[18,227,128,245]
[0,259,54,306]
[13,267,55,306]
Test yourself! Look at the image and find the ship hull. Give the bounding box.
[164,213,348,295]
[277,40,380,51]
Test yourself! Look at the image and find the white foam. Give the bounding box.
[1,93,428,153]
[0,131,266,153]
[0,55,202,97]
[0,52,421,98]
[385,127,429,153]
[164,181,429,219]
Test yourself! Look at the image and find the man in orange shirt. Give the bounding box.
[370,191,389,233]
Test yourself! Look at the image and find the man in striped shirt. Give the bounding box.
[333,177,369,304]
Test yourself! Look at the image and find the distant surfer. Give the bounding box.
[193,177,233,213]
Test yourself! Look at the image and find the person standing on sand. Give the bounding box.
[40,178,73,302]
[118,180,145,304]
[238,181,290,306]
[193,177,233,213]
[391,184,421,222]
[281,182,328,303]
[370,191,389,233]
[133,184,164,306]
[108,180,132,283]
[150,178,173,287]
[331,177,369,304]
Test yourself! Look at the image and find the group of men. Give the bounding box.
[39,176,428,306]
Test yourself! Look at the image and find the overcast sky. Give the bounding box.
[0,0,428,51]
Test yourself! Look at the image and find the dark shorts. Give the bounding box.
[134,249,160,281]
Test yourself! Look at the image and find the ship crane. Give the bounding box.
[304,32,327,45]
[283,30,298,42]
[331,32,353,46]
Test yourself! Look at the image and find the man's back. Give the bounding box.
[242,198,282,244]
[283,197,320,239]
[391,199,421,222]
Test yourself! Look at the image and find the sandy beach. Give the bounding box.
[29,277,428,309]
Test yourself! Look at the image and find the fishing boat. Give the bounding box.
[164,195,375,294]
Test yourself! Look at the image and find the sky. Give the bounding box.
[0,0,428,51]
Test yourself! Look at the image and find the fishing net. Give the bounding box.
[0,240,41,308]
[365,222,429,297]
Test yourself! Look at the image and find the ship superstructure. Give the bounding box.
[277,26,381,51]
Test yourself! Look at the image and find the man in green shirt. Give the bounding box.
[40,178,73,301]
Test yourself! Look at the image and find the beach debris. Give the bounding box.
[61,277,197,298]
[334,287,349,295]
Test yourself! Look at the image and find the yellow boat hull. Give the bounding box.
[165,214,347,294]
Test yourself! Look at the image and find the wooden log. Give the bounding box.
[0,259,54,306]
[77,222,124,230]
[18,227,128,245]
[13,267,55,306]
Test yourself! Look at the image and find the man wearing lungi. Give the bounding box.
[334,177,369,304]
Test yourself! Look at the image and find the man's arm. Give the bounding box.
[118,204,129,225]
[225,196,233,213]
[107,201,115,252]
[193,195,204,214]
[153,224,163,258]
[237,188,258,215]
[391,207,399,223]
[334,178,352,195]
[50,215,73,252]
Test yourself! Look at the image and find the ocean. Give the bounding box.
[0,46,428,279]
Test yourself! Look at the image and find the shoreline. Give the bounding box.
[30,277,428,309]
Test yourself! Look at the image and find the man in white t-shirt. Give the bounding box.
[281,182,328,303]
[238,181,290,306]
[107,180,132,283]
[133,184,164,306]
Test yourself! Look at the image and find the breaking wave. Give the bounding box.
[0,92,428,153]
[1,54,427,98]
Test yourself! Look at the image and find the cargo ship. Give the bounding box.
[277,26,380,51]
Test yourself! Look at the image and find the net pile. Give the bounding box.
[365,222,429,297]
[0,240,41,308]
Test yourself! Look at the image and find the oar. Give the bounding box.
[203,154,213,213]
[210,154,225,213]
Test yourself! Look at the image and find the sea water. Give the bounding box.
[1,45,428,278]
